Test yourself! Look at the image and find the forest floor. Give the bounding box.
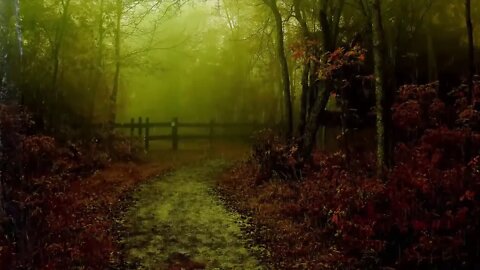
[41,141,253,269]
[58,149,211,268]
[117,159,266,270]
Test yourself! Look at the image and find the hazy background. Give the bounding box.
[1,0,480,128]
[116,1,282,124]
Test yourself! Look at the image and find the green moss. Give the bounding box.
[120,160,265,269]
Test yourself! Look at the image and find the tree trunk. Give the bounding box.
[293,0,312,138]
[14,0,23,102]
[88,0,105,125]
[49,0,71,129]
[264,0,293,139]
[298,61,310,136]
[427,31,438,82]
[52,0,71,104]
[299,0,341,160]
[465,0,475,163]
[300,80,332,159]
[308,59,320,115]
[466,0,475,104]
[0,0,14,100]
[109,0,122,126]
[371,0,390,178]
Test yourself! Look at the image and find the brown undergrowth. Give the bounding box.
[0,104,248,269]
[218,82,480,270]
[218,154,335,270]
[36,146,245,269]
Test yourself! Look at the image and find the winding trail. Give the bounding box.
[119,160,265,270]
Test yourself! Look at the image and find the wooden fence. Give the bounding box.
[114,117,273,151]
[112,111,372,151]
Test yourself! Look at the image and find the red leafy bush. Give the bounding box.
[392,100,422,135]
[251,129,300,182]
[0,105,143,269]
[318,46,366,80]
[397,83,438,104]
[221,82,480,269]
[21,136,57,177]
[393,83,451,139]
[327,83,480,268]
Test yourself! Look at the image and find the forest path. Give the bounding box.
[119,159,265,270]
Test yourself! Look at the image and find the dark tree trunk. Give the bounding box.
[300,80,332,159]
[88,0,105,125]
[293,0,313,138]
[466,0,475,104]
[308,60,320,115]
[298,61,310,136]
[109,0,122,127]
[427,31,438,82]
[465,0,475,163]
[371,0,391,177]
[52,0,71,104]
[0,0,15,100]
[48,0,71,129]
[264,0,293,139]
[299,0,343,160]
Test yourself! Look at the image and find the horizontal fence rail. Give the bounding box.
[93,111,373,151]
[110,117,277,151]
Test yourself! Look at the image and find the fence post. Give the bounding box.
[171,117,178,150]
[138,117,143,137]
[209,118,215,147]
[145,117,150,151]
[130,118,135,137]
[321,126,327,151]
[130,118,135,146]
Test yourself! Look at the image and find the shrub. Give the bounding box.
[306,82,480,268]
[251,129,300,183]
[223,82,480,269]
[0,105,141,268]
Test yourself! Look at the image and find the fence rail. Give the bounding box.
[104,111,371,151]
[111,117,274,151]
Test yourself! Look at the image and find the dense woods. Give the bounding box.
[1,0,480,269]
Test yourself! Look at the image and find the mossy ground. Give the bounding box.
[119,160,265,269]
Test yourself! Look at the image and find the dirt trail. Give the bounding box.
[119,159,265,270]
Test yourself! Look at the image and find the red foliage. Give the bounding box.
[221,82,480,269]
[21,136,57,177]
[0,105,148,269]
[251,129,300,183]
[319,46,366,81]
